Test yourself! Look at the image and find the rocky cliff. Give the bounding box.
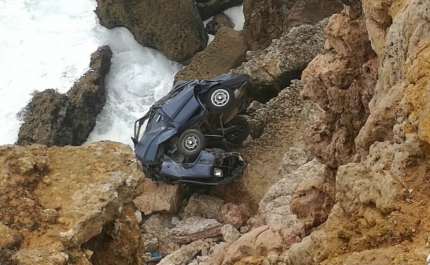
[5,0,430,265]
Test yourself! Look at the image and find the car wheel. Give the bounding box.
[177,129,206,158]
[225,116,250,143]
[205,87,235,113]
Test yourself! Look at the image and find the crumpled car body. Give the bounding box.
[132,73,249,185]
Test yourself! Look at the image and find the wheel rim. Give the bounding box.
[211,89,230,107]
[182,134,199,152]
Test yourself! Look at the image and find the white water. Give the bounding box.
[0,0,244,146]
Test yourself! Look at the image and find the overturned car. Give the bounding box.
[132,73,251,185]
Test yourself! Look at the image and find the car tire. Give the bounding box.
[225,116,250,144]
[177,129,206,158]
[205,87,235,113]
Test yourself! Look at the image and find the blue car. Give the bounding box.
[132,73,251,185]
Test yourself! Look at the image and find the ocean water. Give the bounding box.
[0,0,244,146]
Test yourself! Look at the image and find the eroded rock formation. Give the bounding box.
[95,0,207,64]
[17,46,112,147]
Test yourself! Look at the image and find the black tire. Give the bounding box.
[206,140,233,152]
[205,87,235,113]
[177,129,206,158]
[224,116,250,143]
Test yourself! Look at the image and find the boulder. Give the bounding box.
[221,224,241,243]
[168,216,223,243]
[142,213,177,254]
[158,240,205,265]
[233,19,328,97]
[0,141,144,265]
[133,178,189,215]
[242,0,343,51]
[196,0,243,21]
[217,202,249,228]
[175,27,247,81]
[206,13,235,35]
[17,46,112,147]
[95,0,207,64]
[180,193,225,220]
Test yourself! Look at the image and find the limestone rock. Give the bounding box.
[234,19,328,96]
[211,81,321,212]
[175,27,247,81]
[196,0,243,21]
[181,193,224,220]
[142,213,176,254]
[259,159,329,227]
[17,46,112,147]
[242,0,342,51]
[217,202,249,228]
[221,224,241,243]
[206,13,235,35]
[168,216,223,243]
[301,10,377,168]
[0,223,22,249]
[0,141,144,265]
[133,178,188,215]
[95,0,207,64]
[158,240,205,265]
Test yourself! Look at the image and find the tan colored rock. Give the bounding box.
[142,213,176,254]
[221,224,241,243]
[0,142,144,265]
[174,27,247,81]
[181,193,225,220]
[158,240,205,265]
[217,202,249,228]
[133,178,188,215]
[168,216,223,243]
[0,223,22,249]
[211,81,321,212]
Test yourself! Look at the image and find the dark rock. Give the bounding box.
[233,19,328,97]
[196,0,243,21]
[243,0,343,51]
[206,13,234,35]
[95,0,207,64]
[17,46,112,147]
[175,27,247,81]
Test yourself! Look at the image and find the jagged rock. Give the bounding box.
[142,234,158,253]
[233,19,328,97]
[206,13,235,35]
[277,147,309,175]
[206,225,305,265]
[95,0,207,64]
[180,193,224,220]
[142,213,176,254]
[242,0,343,51]
[0,223,22,249]
[196,0,243,21]
[17,46,112,147]
[0,141,144,265]
[301,10,377,168]
[221,224,241,243]
[158,240,205,265]
[259,159,329,227]
[211,82,321,212]
[133,178,188,215]
[83,205,144,265]
[175,27,247,81]
[217,203,249,228]
[168,216,223,243]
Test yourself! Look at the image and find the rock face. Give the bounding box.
[17,46,112,147]
[95,0,207,64]
[196,0,243,21]
[301,8,378,169]
[211,81,322,212]
[174,27,247,81]
[0,141,144,265]
[242,0,343,51]
[233,19,328,98]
